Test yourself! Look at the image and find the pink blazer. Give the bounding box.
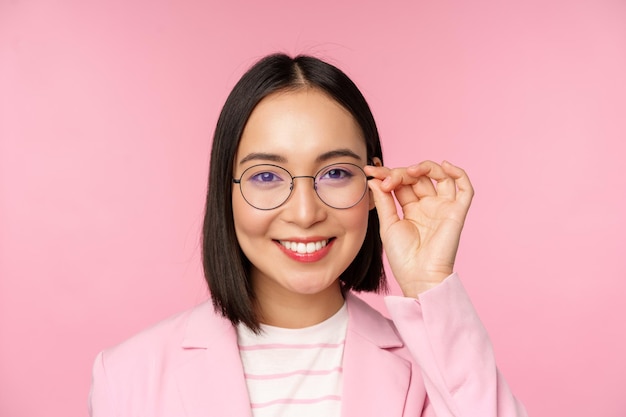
[89,274,527,416]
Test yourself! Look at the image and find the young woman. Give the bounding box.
[89,54,527,416]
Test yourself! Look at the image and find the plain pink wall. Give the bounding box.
[1,0,625,415]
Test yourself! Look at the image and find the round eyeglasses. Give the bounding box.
[233,163,372,210]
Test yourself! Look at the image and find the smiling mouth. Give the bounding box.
[278,239,334,254]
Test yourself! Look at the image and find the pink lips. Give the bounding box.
[275,238,334,263]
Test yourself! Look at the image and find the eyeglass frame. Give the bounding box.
[232,162,374,210]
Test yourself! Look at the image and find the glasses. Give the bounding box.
[233,163,372,210]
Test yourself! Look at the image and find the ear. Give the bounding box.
[368,157,383,210]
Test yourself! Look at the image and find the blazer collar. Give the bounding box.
[344,292,404,348]
[175,294,413,417]
[179,294,405,349]
[341,292,414,417]
[176,301,253,417]
[180,300,232,348]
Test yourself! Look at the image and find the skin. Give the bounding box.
[232,87,474,328]
[365,161,474,297]
[232,88,371,328]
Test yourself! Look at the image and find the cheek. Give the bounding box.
[341,202,371,241]
[232,193,271,241]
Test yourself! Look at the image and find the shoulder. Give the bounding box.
[89,300,240,414]
[97,300,229,375]
[345,292,393,327]
[345,292,406,350]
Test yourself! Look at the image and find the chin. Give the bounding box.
[282,275,341,297]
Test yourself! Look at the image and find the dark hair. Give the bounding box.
[202,53,386,332]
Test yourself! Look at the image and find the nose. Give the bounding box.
[281,176,327,227]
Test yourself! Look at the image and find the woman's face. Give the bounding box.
[232,88,372,309]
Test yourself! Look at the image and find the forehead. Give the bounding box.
[235,88,367,166]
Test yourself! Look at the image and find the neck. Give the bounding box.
[254,281,345,328]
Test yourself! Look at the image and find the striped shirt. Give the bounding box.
[236,303,348,417]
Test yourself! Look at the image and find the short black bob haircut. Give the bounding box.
[202,53,387,332]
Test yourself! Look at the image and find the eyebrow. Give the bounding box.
[238,148,364,165]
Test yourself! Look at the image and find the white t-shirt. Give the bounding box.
[236,303,348,417]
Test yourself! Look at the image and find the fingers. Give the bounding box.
[407,161,455,200]
[439,161,474,207]
[364,160,474,206]
[368,166,431,204]
[366,176,401,233]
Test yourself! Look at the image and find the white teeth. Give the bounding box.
[279,239,329,254]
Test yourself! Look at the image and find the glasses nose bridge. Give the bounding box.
[287,174,321,209]
[289,174,317,191]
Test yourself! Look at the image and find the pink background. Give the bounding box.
[1,0,625,416]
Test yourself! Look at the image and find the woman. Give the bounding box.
[89,54,527,416]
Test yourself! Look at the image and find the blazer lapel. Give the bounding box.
[341,293,414,417]
[173,295,415,417]
[175,302,253,417]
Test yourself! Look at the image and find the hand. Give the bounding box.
[364,160,474,298]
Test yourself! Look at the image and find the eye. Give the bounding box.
[250,171,282,182]
[319,167,354,181]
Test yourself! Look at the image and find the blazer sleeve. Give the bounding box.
[384,273,528,417]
